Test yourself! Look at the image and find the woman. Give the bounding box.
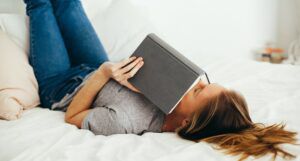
[24,0,297,160]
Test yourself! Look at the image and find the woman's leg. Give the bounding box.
[24,0,71,83]
[50,0,109,68]
[24,0,83,109]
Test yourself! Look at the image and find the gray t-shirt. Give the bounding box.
[51,71,166,136]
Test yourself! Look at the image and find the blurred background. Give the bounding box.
[1,0,299,60]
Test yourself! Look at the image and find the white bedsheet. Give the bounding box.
[0,58,300,161]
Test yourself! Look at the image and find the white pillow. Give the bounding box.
[0,0,157,62]
[0,0,112,54]
[90,0,158,61]
[81,0,112,20]
[0,30,40,120]
[0,14,29,55]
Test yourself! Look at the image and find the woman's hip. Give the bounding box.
[38,64,97,109]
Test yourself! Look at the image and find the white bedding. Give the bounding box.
[1,0,300,160]
[0,58,300,161]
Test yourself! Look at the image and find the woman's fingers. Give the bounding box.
[115,60,144,82]
[119,57,143,74]
[125,60,144,79]
[112,56,143,80]
[115,56,137,69]
[110,56,144,93]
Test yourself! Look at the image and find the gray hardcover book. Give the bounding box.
[128,33,206,114]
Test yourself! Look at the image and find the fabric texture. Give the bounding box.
[89,0,158,61]
[0,0,157,120]
[0,30,39,120]
[0,14,29,54]
[81,79,166,136]
[52,71,166,135]
[23,0,109,109]
[51,70,96,111]
[1,58,300,161]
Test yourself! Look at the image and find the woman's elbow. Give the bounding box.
[64,114,82,128]
[64,115,71,124]
[64,106,76,125]
[64,115,74,126]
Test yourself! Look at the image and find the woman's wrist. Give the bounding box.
[88,66,110,86]
[95,63,110,78]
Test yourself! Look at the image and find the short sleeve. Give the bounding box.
[81,106,128,136]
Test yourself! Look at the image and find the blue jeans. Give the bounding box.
[24,0,109,109]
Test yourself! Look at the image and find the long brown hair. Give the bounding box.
[176,90,298,161]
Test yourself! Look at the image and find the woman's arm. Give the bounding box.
[65,56,144,128]
[65,66,110,128]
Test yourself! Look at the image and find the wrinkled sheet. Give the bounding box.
[1,58,300,161]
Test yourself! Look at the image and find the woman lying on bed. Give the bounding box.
[24,0,297,160]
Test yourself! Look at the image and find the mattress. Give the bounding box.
[0,58,300,161]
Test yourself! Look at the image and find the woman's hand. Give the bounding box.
[99,56,144,93]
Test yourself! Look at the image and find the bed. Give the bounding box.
[1,0,300,161]
[0,58,300,161]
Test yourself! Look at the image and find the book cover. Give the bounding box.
[128,33,206,114]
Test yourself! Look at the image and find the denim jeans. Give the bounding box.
[24,0,109,109]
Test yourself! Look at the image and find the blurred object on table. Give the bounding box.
[254,42,286,64]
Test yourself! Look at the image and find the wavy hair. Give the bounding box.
[176,90,298,161]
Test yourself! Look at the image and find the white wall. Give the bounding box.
[131,0,279,59]
[1,0,298,59]
[278,0,300,54]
